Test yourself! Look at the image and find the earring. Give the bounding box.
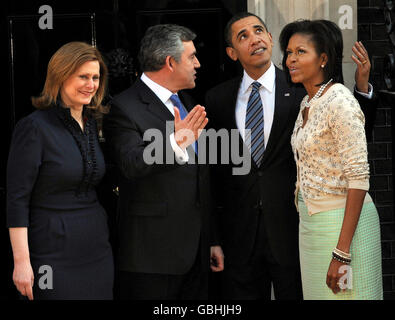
[321,64,325,68]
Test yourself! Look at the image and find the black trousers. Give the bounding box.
[221,211,303,300]
[118,248,208,300]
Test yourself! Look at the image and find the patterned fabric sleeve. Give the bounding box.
[327,93,370,190]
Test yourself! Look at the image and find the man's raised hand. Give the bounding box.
[174,105,208,150]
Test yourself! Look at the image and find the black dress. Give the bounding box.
[6,103,114,300]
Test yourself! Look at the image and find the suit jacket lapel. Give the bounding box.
[260,67,293,165]
[136,79,174,123]
[227,77,242,131]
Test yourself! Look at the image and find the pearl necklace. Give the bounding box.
[303,78,333,109]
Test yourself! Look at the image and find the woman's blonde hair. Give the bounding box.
[32,41,108,113]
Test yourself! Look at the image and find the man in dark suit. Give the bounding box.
[103,24,223,300]
[205,12,376,300]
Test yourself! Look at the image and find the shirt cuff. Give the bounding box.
[170,133,189,164]
[348,180,370,191]
[355,83,373,99]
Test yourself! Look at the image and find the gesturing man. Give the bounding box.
[104,24,222,300]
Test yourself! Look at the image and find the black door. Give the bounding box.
[1,0,247,300]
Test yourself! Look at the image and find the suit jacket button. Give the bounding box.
[258,171,263,177]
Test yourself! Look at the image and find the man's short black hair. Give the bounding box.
[224,12,269,47]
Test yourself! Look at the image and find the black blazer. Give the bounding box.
[205,66,377,268]
[103,79,211,275]
[205,67,305,267]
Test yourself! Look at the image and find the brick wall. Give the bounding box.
[358,0,395,300]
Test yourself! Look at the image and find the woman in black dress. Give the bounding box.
[7,42,114,300]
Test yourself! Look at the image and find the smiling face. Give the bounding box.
[285,33,327,88]
[60,60,100,109]
[226,16,273,79]
[172,40,201,91]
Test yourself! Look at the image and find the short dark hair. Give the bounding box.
[224,12,269,47]
[138,24,196,72]
[279,19,344,86]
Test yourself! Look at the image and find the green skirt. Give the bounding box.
[298,192,383,300]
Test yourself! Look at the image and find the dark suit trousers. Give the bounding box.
[118,243,208,300]
[221,209,303,300]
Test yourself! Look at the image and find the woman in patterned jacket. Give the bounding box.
[279,19,382,300]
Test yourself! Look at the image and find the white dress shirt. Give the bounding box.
[140,73,189,163]
[236,62,276,149]
[355,83,373,99]
[235,62,373,148]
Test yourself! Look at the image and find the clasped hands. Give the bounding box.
[174,105,208,150]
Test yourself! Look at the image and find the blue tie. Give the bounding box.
[170,94,197,155]
[245,81,265,167]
